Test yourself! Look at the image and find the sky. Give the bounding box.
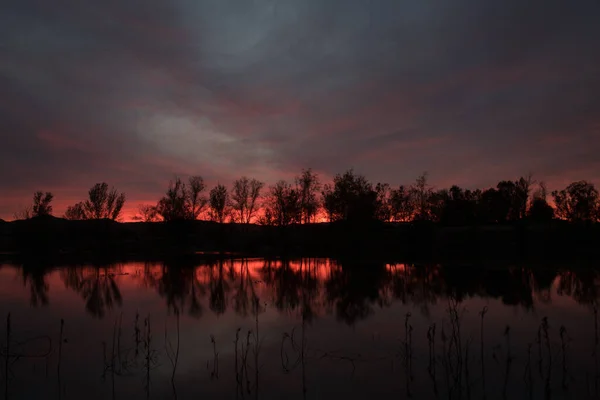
[1,0,600,220]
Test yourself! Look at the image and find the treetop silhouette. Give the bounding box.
[9,169,600,226]
[64,182,126,221]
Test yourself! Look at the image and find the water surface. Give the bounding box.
[0,258,598,399]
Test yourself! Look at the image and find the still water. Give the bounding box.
[0,258,599,399]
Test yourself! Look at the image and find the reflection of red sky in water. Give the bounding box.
[1,261,599,398]
[7,259,341,312]
[113,258,341,284]
[0,261,594,319]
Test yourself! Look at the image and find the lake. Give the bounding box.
[0,258,598,399]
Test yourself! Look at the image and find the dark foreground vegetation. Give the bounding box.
[4,169,600,262]
[0,216,599,263]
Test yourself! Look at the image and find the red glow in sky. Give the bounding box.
[1,1,599,220]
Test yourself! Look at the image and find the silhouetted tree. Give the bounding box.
[322,185,336,222]
[86,183,126,220]
[528,198,554,222]
[410,172,433,221]
[32,191,54,217]
[156,176,207,221]
[295,168,321,223]
[515,174,535,219]
[157,178,188,221]
[13,205,32,220]
[479,188,507,223]
[428,189,449,222]
[64,183,126,220]
[133,204,161,222]
[437,186,479,226]
[188,176,207,219]
[230,177,264,223]
[322,169,377,222]
[532,181,548,202]
[209,184,229,223]
[486,175,534,222]
[374,183,392,222]
[496,180,518,221]
[528,180,554,222]
[390,185,413,222]
[263,180,301,226]
[64,202,86,220]
[552,180,600,222]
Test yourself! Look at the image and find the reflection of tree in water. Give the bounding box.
[231,259,259,317]
[296,259,322,324]
[383,264,444,317]
[60,266,123,318]
[436,265,536,309]
[379,263,598,314]
[530,268,558,304]
[141,260,207,318]
[324,260,388,325]
[42,259,600,323]
[438,265,483,301]
[207,260,229,316]
[20,263,50,307]
[135,259,261,319]
[259,259,321,324]
[261,259,302,313]
[557,269,600,305]
[483,268,535,308]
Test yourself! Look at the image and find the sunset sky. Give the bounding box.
[1,0,599,220]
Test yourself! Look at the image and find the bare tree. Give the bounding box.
[374,182,392,222]
[188,176,207,220]
[515,173,535,219]
[322,183,336,222]
[295,168,321,223]
[133,204,160,222]
[533,181,548,201]
[390,185,413,222]
[85,183,126,220]
[263,180,301,226]
[156,178,189,222]
[156,176,208,221]
[552,180,599,222]
[85,183,109,219]
[64,202,86,220]
[209,184,229,223]
[230,178,249,223]
[230,177,264,223]
[105,188,127,221]
[32,191,54,217]
[13,205,33,220]
[64,183,126,220]
[410,172,433,221]
[249,179,264,223]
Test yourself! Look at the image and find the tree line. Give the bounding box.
[11,168,600,225]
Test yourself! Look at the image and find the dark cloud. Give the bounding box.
[1,0,599,218]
